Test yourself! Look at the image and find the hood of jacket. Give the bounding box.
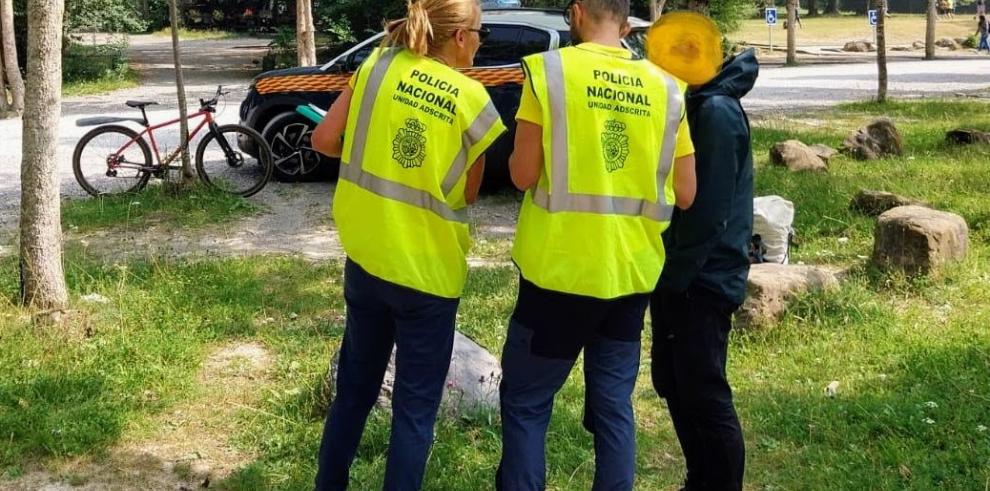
[687,48,759,110]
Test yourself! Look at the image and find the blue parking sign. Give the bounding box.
[766,7,778,26]
[868,9,878,26]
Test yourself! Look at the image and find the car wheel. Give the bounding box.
[262,112,335,182]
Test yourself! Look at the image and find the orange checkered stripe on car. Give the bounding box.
[256,75,351,95]
[256,67,524,95]
[465,67,525,86]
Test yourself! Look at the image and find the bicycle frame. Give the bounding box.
[111,109,215,171]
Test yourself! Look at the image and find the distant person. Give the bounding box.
[978,0,987,17]
[978,15,990,52]
[947,0,956,18]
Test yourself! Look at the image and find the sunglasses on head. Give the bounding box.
[563,0,580,25]
[467,26,491,42]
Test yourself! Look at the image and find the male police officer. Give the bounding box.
[496,1,696,488]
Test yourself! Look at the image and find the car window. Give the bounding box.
[474,25,551,67]
[556,29,647,58]
[346,42,376,71]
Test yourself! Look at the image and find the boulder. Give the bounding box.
[843,40,872,52]
[809,144,839,162]
[890,46,912,52]
[954,37,968,46]
[850,189,927,216]
[935,37,960,50]
[872,206,969,276]
[328,331,501,416]
[739,263,841,328]
[912,41,926,50]
[946,129,990,145]
[770,140,827,172]
[842,118,903,160]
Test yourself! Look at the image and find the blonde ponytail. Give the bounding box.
[384,0,478,57]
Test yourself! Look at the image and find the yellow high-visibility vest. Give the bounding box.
[512,45,686,299]
[335,47,506,298]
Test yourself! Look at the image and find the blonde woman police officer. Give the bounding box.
[311,1,505,489]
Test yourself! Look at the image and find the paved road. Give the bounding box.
[745,58,990,112]
[0,41,987,244]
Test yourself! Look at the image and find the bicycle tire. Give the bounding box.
[195,124,274,198]
[72,125,152,197]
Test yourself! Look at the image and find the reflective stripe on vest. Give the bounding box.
[340,48,502,224]
[530,50,682,222]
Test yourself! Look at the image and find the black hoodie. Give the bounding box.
[658,49,758,305]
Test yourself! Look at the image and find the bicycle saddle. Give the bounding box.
[125,100,159,108]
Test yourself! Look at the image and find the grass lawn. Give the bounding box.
[732,14,976,46]
[63,67,140,97]
[62,184,261,234]
[150,27,240,41]
[1,99,989,489]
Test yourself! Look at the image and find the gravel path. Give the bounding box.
[0,39,987,260]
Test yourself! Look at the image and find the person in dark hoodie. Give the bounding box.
[650,48,758,491]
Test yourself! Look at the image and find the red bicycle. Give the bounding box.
[73,86,273,197]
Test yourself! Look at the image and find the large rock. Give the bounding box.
[328,331,501,416]
[935,37,960,50]
[739,263,841,328]
[946,129,990,145]
[842,119,903,160]
[770,140,827,172]
[810,144,839,162]
[843,40,872,52]
[872,206,969,276]
[850,189,927,216]
[912,41,926,50]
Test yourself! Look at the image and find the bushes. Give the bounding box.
[963,33,978,48]
[62,38,130,85]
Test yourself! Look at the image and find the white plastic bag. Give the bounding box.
[753,196,794,264]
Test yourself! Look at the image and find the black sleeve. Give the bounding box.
[659,97,749,292]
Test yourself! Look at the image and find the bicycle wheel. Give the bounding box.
[73,125,152,197]
[195,124,273,197]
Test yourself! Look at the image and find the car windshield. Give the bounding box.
[556,28,648,58]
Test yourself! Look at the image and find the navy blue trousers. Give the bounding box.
[651,287,745,491]
[315,259,458,491]
[497,277,649,491]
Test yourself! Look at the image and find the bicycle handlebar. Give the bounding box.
[200,85,231,110]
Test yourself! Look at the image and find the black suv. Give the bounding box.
[238,9,650,185]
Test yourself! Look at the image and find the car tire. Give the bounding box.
[262,112,337,182]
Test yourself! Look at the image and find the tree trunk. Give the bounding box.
[876,0,887,102]
[650,0,669,20]
[169,0,195,185]
[924,0,936,59]
[808,0,819,16]
[0,45,9,115]
[787,0,798,65]
[20,0,68,310]
[1,0,25,113]
[826,0,840,14]
[296,0,316,67]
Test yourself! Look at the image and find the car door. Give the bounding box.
[468,23,554,187]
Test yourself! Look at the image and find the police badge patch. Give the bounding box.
[392,118,428,168]
[601,120,630,173]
